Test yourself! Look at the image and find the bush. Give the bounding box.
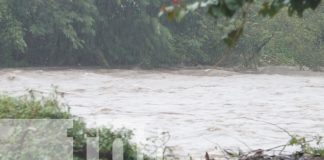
[0,92,70,119]
[0,92,149,160]
[293,51,324,71]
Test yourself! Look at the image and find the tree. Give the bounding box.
[0,0,322,69]
[159,0,322,46]
[0,0,97,66]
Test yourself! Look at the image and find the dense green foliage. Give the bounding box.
[0,0,323,70]
[230,5,324,70]
[161,0,322,46]
[0,92,149,160]
[162,0,324,70]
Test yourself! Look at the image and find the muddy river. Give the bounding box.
[0,68,324,158]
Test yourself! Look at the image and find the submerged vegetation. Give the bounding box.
[212,134,324,160]
[0,0,323,70]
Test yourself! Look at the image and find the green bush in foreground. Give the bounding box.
[0,92,149,160]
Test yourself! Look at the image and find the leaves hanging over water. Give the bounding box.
[159,0,322,47]
[223,26,244,47]
[259,0,322,17]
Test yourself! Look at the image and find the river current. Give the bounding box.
[0,68,323,158]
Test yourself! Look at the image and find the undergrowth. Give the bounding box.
[0,90,150,160]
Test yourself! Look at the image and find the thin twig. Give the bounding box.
[241,117,294,137]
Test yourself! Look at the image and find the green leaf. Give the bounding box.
[289,136,299,145]
[259,0,286,17]
[208,4,222,18]
[223,26,244,47]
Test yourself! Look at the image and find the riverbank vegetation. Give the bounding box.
[0,91,149,160]
[0,0,323,70]
[212,134,324,160]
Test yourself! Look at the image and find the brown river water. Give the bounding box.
[0,67,324,158]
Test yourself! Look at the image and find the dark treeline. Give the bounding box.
[0,0,323,70]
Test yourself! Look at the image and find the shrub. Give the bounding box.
[0,92,149,160]
[293,51,324,71]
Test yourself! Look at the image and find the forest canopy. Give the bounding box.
[0,0,323,70]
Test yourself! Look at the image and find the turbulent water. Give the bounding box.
[1,68,324,158]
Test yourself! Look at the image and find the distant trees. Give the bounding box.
[0,0,97,66]
[159,0,322,46]
[160,0,324,70]
[93,0,177,67]
[0,0,323,70]
[0,0,225,67]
